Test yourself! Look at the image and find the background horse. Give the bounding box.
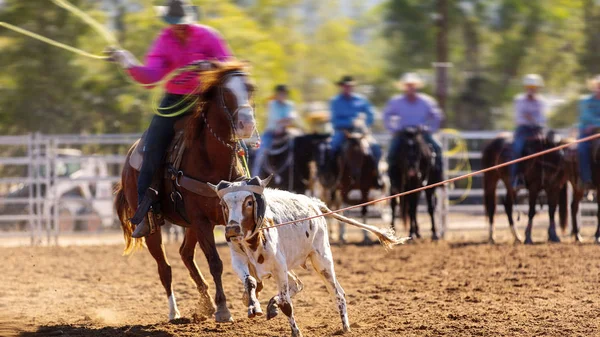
[256,128,312,193]
[482,130,568,244]
[388,127,440,240]
[114,62,255,322]
[315,128,380,244]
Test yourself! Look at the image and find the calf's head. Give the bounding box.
[209,175,272,241]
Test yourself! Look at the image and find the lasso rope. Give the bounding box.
[263,132,600,231]
[442,128,472,205]
[0,0,203,118]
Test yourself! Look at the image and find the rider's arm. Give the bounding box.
[362,98,376,127]
[127,34,170,87]
[426,97,443,132]
[382,99,398,133]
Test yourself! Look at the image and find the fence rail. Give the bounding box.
[0,130,594,245]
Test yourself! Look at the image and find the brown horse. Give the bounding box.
[316,128,380,244]
[562,141,584,242]
[482,130,568,244]
[114,61,256,322]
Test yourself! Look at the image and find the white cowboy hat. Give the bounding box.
[396,72,425,89]
[154,0,199,25]
[522,74,544,88]
[588,75,600,91]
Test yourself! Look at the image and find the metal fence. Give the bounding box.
[0,130,594,245]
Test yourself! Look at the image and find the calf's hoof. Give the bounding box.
[266,297,279,320]
[248,304,263,319]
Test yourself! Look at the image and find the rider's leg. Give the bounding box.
[578,130,593,187]
[511,126,527,188]
[330,130,345,158]
[133,95,186,238]
[252,131,274,177]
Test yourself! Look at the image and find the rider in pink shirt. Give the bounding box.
[108,0,232,238]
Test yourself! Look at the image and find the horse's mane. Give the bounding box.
[185,60,249,141]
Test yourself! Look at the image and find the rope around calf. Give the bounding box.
[264,133,600,231]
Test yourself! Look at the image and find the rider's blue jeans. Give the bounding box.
[251,130,274,176]
[511,125,540,183]
[578,129,593,184]
[331,129,382,166]
[137,94,189,203]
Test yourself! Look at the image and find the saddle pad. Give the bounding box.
[129,130,185,172]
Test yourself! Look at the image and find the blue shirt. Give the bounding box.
[330,94,376,130]
[265,100,296,132]
[579,94,600,131]
[383,94,443,133]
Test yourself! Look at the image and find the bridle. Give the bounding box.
[201,70,253,180]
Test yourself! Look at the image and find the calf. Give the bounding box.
[209,176,407,337]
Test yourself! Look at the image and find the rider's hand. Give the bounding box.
[189,60,213,72]
[104,48,139,69]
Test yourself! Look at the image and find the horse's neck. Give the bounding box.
[183,105,243,183]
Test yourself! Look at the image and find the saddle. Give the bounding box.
[129,130,186,172]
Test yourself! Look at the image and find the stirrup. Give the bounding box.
[131,188,159,225]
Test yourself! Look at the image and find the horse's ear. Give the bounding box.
[261,174,274,188]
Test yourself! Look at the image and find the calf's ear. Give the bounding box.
[261,174,273,188]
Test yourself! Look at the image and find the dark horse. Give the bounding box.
[256,128,314,193]
[315,128,380,244]
[388,127,440,240]
[115,62,256,322]
[482,129,568,244]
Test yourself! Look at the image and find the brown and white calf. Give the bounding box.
[209,176,407,337]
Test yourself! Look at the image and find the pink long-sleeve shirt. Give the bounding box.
[128,24,232,95]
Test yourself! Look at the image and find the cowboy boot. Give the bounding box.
[132,217,151,238]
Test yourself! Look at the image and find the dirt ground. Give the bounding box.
[2,227,600,337]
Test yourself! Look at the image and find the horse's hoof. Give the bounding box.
[595,237,600,245]
[488,238,496,245]
[431,233,439,241]
[524,237,534,245]
[548,236,561,243]
[215,308,234,323]
[575,234,584,243]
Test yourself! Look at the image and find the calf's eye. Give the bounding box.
[247,201,254,207]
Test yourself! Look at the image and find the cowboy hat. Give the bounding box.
[396,72,424,89]
[523,74,544,88]
[337,75,357,86]
[588,75,600,91]
[154,0,199,25]
[274,84,289,93]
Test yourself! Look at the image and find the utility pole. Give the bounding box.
[434,0,450,114]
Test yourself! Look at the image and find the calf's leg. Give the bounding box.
[309,250,350,333]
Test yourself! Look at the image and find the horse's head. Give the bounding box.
[187,61,257,143]
[399,128,429,180]
[342,130,369,179]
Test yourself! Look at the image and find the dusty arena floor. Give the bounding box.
[2,228,600,337]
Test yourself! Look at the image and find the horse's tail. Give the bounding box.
[114,182,143,255]
[318,204,410,249]
[558,184,569,233]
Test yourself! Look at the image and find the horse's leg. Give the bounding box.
[410,193,420,239]
[571,186,584,243]
[336,189,346,244]
[426,188,438,241]
[390,196,397,231]
[524,188,539,245]
[501,176,521,243]
[179,227,216,319]
[360,188,372,244]
[196,223,233,323]
[547,189,561,243]
[145,226,180,321]
[595,188,600,244]
[484,175,497,243]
